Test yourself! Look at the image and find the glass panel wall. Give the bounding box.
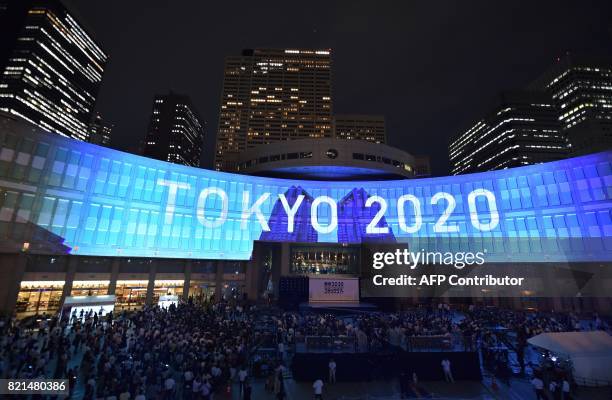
[70,280,110,296]
[152,280,184,304]
[290,246,360,275]
[188,282,215,302]
[16,281,65,317]
[115,280,148,311]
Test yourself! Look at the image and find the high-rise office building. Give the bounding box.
[333,114,386,144]
[0,0,107,141]
[215,48,333,171]
[87,112,112,146]
[143,92,204,167]
[530,54,612,156]
[449,91,567,175]
[413,155,431,178]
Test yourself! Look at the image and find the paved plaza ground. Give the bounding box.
[225,377,611,400]
[7,307,611,400]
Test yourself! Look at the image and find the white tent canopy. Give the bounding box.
[63,295,115,307]
[61,295,116,322]
[528,331,612,386]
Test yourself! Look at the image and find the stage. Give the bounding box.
[291,349,481,381]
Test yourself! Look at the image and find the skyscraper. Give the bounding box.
[333,114,386,144]
[87,112,112,146]
[530,54,612,156]
[143,92,204,167]
[449,91,567,175]
[413,155,431,177]
[0,0,107,141]
[215,48,333,171]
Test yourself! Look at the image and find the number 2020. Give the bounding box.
[365,188,499,234]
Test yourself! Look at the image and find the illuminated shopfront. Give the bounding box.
[7,257,243,317]
[188,282,216,301]
[115,280,148,311]
[151,280,184,304]
[114,280,186,311]
[291,246,360,275]
[16,281,65,317]
[70,280,110,296]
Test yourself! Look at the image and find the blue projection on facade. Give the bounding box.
[0,129,611,262]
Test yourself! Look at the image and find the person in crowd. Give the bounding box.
[274,364,286,400]
[561,378,571,400]
[328,358,336,384]
[238,365,248,397]
[119,386,131,400]
[243,379,252,400]
[163,374,175,399]
[549,380,558,399]
[531,375,545,400]
[278,340,285,361]
[441,358,454,383]
[561,377,572,400]
[313,378,324,399]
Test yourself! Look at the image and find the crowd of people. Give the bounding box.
[0,300,256,399]
[269,305,456,354]
[0,300,609,399]
[458,306,607,374]
[270,302,593,356]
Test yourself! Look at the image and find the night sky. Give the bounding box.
[66,0,612,176]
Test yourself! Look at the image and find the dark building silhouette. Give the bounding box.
[530,54,612,156]
[87,112,112,146]
[143,92,205,167]
[413,155,432,178]
[0,0,107,141]
[451,54,612,175]
[449,91,567,175]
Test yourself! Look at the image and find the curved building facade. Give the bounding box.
[0,116,611,316]
[235,138,416,180]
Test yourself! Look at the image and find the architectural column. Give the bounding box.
[59,256,78,307]
[182,260,192,299]
[145,261,157,306]
[0,254,27,316]
[269,243,289,300]
[107,258,120,295]
[246,259,257,301]
[280,243,290,275]
[215,261,223,301]
[595,295,611,314]
[592,269,611,314]
[544,266,562,312]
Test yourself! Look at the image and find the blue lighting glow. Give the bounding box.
[0,130,610,262]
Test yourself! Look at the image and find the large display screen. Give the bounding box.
[0,128,611,262]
